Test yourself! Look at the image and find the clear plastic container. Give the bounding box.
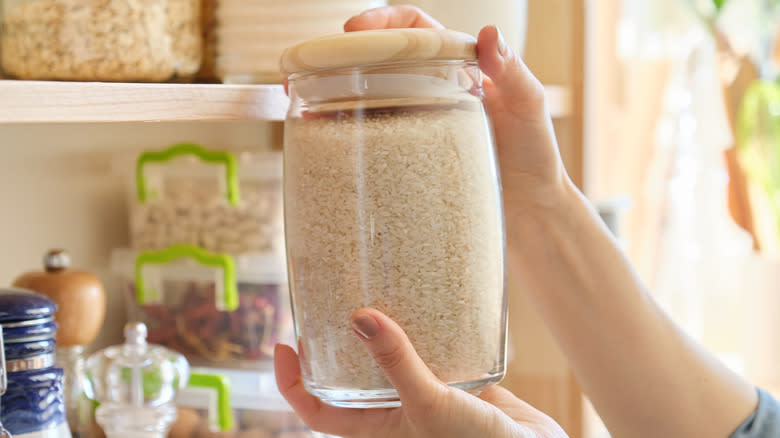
[0,0,202,81]
[281,28,507,408]
[111,247,292,368]
[126,144,284,255]
[174,368,335,438]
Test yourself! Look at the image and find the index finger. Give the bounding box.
[344,5,444,31]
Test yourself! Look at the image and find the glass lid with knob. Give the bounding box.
[85,322,189,438]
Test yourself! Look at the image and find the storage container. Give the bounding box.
[281,28,507,408]
[215,0,385,84]
[0,289,71,438]
[127,144,283,255]
[174,368,333,438]
[0,0,202,81]
[111,247,292,368]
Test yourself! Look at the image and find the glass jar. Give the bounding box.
[281,28,507,408]
[85,322,189,438]
[0,0,202,81]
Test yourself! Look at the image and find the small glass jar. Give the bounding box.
[281,28,507,408]
[0,0,202,81]
[85,322,189,438]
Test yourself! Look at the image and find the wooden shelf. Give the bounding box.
[0,80,289,123]
[0,80,569,123]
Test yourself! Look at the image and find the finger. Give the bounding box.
[344,5,444,32]
[476,25,547,121]
[350,309,446,408]
[274,344,389,437]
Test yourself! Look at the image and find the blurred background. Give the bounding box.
[1,1,779,437]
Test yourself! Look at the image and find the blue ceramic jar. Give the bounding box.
[0,288,70,438]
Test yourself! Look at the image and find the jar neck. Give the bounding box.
[288,60,483,112]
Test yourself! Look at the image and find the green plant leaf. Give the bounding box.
[712,0,727,11]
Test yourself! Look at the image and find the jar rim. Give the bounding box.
[279,28,477,76]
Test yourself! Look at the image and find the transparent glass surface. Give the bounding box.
[57,346,90,438]
[284,61,508,408]
[0,326,10,438]
[85,323,189,438]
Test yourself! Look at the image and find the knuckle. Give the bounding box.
[372,343,405,371]
[407,384,448,421]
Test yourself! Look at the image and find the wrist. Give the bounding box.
[503,174,588,246]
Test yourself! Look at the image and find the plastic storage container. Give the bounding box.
[127,144,283,255]
[215,0,385,84]
[111,247,292,368]
[174,367,335,438]
[281,28,507,408]
[0,0,202,81]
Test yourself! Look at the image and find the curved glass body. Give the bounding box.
[284,60,507,408]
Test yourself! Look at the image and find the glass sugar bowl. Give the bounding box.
[85,322,189,438]
[0,288,71,438]
[280,28,508,408]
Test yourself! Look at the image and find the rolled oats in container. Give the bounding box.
[0,0,202,81]
[281,29,507,408]
[127,143,283,255]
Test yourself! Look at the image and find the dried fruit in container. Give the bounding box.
[112,246,291,368]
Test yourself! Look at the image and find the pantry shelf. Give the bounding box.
[0,80,570,123]
[0,80,290,123]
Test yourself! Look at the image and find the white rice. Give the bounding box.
[284,103,506,390]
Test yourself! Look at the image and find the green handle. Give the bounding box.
[188,373,234,432]
[136,143,241,206]
[135,245,238,311]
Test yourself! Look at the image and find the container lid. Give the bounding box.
[85,322,189,407]
[279,28,477,76]
[0,288,57,323]
[111,248,287,285]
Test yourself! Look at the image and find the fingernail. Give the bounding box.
[351,313,380,340]
[496,27,508,57]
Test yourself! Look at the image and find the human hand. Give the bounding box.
[343,6,572,232]
[275,308,568,438]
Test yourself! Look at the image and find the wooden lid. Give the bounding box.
[279,28,477,76]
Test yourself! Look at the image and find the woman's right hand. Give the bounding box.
[275,308,568,438]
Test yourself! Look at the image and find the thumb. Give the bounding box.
[476,25,547,121]
[350,308,445,406]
